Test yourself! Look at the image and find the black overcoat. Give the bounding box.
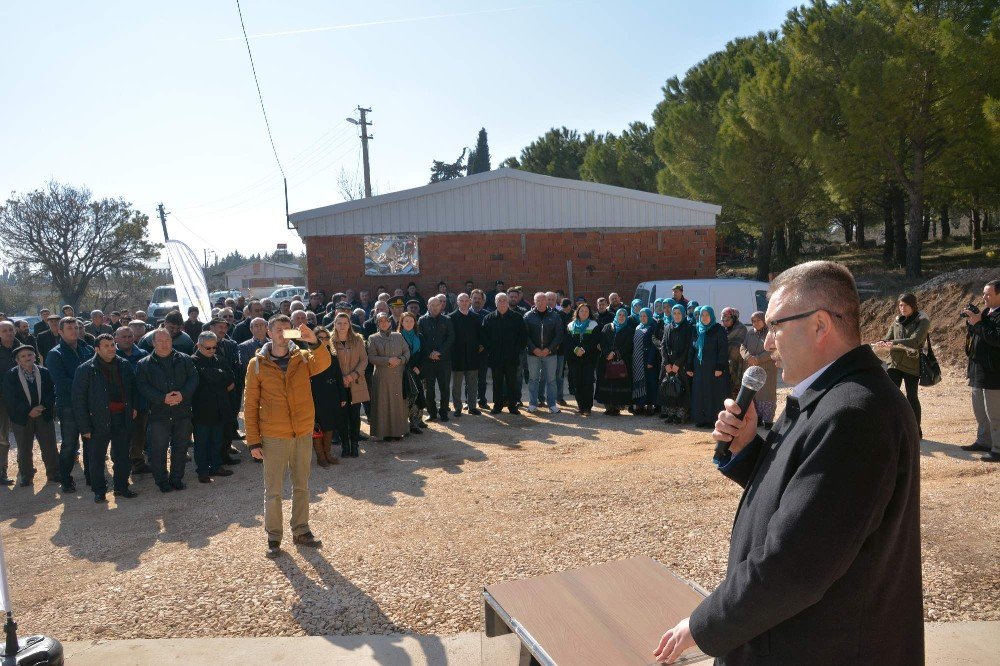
[689,345,923,665]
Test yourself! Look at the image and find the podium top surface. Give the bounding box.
[484,556,708,666]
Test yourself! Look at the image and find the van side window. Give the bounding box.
[755,290,768,312]
[634,288,650,306]
[649,285,657,303]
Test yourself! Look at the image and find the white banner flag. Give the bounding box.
[165,239,212,323]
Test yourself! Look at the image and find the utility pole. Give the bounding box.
[347,107,373,198]
[157,203,169,241]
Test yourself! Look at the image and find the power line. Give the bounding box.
[235,0,285,179]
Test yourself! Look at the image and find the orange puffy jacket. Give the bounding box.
[243,342,331,444]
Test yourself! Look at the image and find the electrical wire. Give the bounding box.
[235,0,285,179]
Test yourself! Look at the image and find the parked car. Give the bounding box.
[268,285,307,301]
[209,289,243,304]
[634,278,770,318]
[148,284,179,319]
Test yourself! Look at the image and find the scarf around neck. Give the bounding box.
[18,364,42,407]
[401,327,421,353]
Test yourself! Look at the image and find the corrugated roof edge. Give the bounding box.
[288,168,722,224]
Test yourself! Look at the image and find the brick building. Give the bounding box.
[291,168,719,300]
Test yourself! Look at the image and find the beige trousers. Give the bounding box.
[261,434,313,542]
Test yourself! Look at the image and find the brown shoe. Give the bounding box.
[293,532,322,548]
[312,439,330,468]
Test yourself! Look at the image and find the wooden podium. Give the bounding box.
[483,557,711,666]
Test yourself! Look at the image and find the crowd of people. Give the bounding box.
[1,276,997,553]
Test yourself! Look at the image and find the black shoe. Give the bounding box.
[961,443,990,452]
[94,494,106,503]
[351,443,360,457]
[341,445,351,458]
[210,468,234,477]
[980,452,1000,463]
[18,477,33,487]
[169,480,186,491]
[468,408,482,415]
[509,407,521,415]
[427,413,438,422]
[159,483,173,493]
[222,456,242,465]
[198,475,213,484]
[557,399,568,407]
[131,461,153,474]
[266,540,282,559]
[293,531,322,548]
[61,481,76,493]
[410,427,423,435]
[114,488,138,498]
[453,410,462,418]
[357,433,369,441]
[478,400,490,409]
[440,412,450,422]
[490,406,503,414]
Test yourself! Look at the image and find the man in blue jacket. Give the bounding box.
[136,329,198,493]
[45,317,95,493]
[523,292,564,414]
[73,334,138,503]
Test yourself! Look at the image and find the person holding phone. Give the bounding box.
[243,315,331,559]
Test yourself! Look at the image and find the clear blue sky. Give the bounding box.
[1,1,794,263]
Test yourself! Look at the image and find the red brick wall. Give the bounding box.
[305,227,715,299]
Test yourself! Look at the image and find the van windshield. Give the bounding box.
[634,288,650,307]
[151,287,177,303]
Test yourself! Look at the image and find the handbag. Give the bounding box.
[604,358,628,380]
[918,335,942,387]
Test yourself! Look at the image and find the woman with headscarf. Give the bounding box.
[661,304,694,423]
[367,312,410,441]
[740,311,778,428]
[595,308,633,415]
[398,311,426,434]
[874,293,930,432]
[720,307,748,399]
[565,303,600,415]
[309,326,348,466]
[630,298,643,323]
[632,308,659,414]
[687,305,729,427]
[686,300,700,326]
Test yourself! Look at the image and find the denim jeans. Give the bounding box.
[147,418,192,486]
[526,354,558,409]
[88,412,132,495]
[193,422,224,477]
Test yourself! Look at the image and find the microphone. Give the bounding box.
[714,365,768,461]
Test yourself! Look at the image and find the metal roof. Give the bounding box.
[290,168,720,237]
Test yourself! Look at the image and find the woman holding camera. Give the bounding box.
[875,293,930,431]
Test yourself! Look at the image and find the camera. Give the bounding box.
[960,303,980,318]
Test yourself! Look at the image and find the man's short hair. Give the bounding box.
[58,316,76,330]
[986,279,1000,293]
[267,314,292,330]
[188,306,199,315]
[208,317,227,328]
[95,333,115,345]
[471,288,485,298]
[164,311,184,326]
[769,261,860,342]
[152,328,172,342]
[198,331,218,345]
[495,292,509,304]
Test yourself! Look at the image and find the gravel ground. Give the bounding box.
[2,373,998,640]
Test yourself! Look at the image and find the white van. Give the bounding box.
[634,279,770,317]
[268,285,307,301]
[148,284,180,320]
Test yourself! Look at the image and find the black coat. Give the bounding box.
[311,356,349,431]
[2,365,56,426]
[481,309,527,366]
[35,329,59,363]
[966,306,1000,390]
[662,320,695,373]
[448,310,482,371]
[191,352,236,425]
[564,320,601,366]
[231,318,253,344]
[136,350,199,422]
[417,313,454,366]
[71,356,137,436]
[689,323,729,423]
[690,345,923,665]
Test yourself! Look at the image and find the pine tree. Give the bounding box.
[469,128,491,174]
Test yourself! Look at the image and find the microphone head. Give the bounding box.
[742,365,768,392]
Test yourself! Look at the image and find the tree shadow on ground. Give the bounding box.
[275,549,450,665]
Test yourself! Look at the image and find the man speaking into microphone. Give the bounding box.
[654,261,923,665]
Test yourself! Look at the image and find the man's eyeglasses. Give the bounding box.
[766,309,843,329]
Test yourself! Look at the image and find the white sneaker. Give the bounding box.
[528,404,538,413]
[549,406,560,414]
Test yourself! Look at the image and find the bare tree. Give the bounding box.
[337,167,381,202]
[0,181,161,310]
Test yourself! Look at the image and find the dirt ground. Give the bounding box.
[2,373,998,641]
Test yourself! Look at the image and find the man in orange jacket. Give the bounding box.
[244,315,331,559]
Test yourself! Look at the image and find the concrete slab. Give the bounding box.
[61,622,998,665]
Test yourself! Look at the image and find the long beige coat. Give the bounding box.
[333,336,370,404]
[367,331,410,438]
[740,325,778,403]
